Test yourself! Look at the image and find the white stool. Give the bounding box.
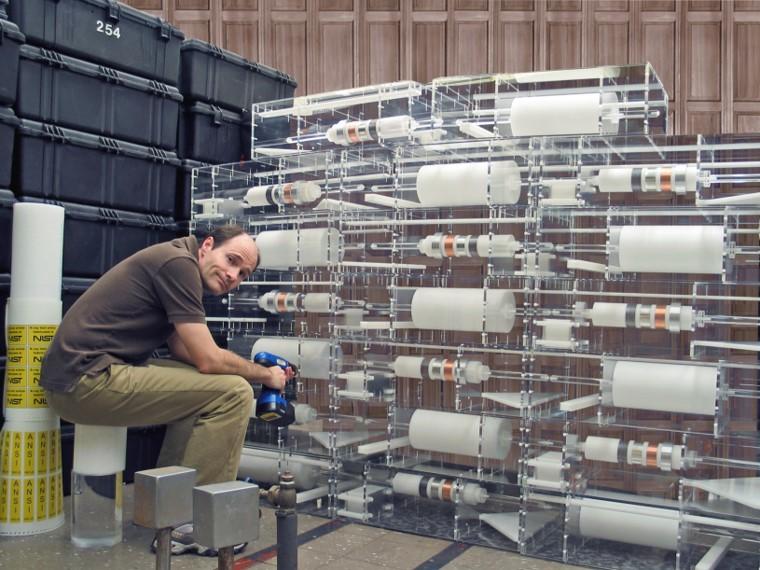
[71,425,127,548]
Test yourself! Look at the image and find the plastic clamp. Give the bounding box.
[107,0,121,21]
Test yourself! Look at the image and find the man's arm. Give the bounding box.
[172,322,287,389]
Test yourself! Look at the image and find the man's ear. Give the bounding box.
[200,236,214,251]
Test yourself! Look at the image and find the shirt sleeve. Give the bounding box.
[153,258,206,324]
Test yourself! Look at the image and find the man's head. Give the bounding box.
[197,225,258,295]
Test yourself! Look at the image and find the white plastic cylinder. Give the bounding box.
[376,115,414,138]
[251,338,342,380]
[393,356,424,379]
[416,161,521,206]
[73,425,127,476]
[475,235,519,257]
[589,303,627,327]
[10,203,65,300]
[610,361,718,416]
[302,293,336,313]
[410,288,516,333]
[256,227,341,270]
[616,225,724,274]
[408,409,512,460]
[510,92,619,137]
[577,501,678,550]
[583,436,620,463]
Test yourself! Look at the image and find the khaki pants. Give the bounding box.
[46,359,253,485]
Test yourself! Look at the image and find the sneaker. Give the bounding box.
[150,524,247,557]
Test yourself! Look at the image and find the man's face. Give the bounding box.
[198,234,258,295]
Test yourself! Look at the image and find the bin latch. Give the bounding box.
[107,0,121,21]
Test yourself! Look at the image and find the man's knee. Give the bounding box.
[228,375,254,412]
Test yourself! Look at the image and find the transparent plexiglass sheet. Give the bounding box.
[191,67,760,568]
[251,64,667,155]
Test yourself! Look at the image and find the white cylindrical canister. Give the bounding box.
[393,356,425,379]
[408,409,512,460]
[510,92,619,137]
[251,338,342,380]
[589,303,627,328]
[416,161,521,207]
[238,450,318,491]
[302,293,336,313]
[611,361,718,416]
[616,225,724,274]
[577,501,679,550]
[410,288,516,333]
[256,227,341,270]
[583,436,620,463]
[475,235,520,257]
[72,425,127,476]
[10,203,65,300]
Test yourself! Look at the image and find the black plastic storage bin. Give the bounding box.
[179,102,247,164]
[8,0,184,85]
[180,39,296,111]
[19,197,178,277]
[14,119,181,214]
[62,276,96,313]
[176,159,209,221]
[0,107,19,189]
[17,46,182,150]
[0,19,24,106]
[0,189,14,273]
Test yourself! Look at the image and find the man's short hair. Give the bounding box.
[203,224,247,249]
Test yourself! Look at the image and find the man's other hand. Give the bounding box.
[266,365,288,391]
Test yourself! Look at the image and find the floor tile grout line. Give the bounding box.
[412,542,472,570]
[231,519,351,569]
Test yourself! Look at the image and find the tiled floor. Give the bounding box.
[0,485,583,570]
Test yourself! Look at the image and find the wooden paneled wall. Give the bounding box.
[126,0,760,135]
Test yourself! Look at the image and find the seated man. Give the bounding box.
[40,224,290,555]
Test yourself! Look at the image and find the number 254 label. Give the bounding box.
[96,20,121,38]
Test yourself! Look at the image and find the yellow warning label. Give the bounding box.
[24,479,34,521]
[0,478,7,521]
[54,472,62,516]
[38,431,48,472]
[30,347,47,367]
[10,479,21,522]
[5,390,26,409]
[29,390,48,409]
[37,477,47,520]
[1,431,9,474]
[29,369,41,388]
[7,325,26,347]
[24,433,35,474]
[11,433,22,475]
[50,434,59,471]
[5,369,25,388]
[29,325,57,346]
[6,348,26,367]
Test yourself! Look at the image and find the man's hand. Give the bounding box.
[264,365,291,391]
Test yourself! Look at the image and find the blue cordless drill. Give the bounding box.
[253,351,297,425]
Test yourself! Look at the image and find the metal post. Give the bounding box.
[154,528,172,570]
[217,546,234,570]
[275,472,298,570]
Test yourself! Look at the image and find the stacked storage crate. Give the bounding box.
[175,39,297,221]
[0,5,25,431]
[4,0,184,482]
